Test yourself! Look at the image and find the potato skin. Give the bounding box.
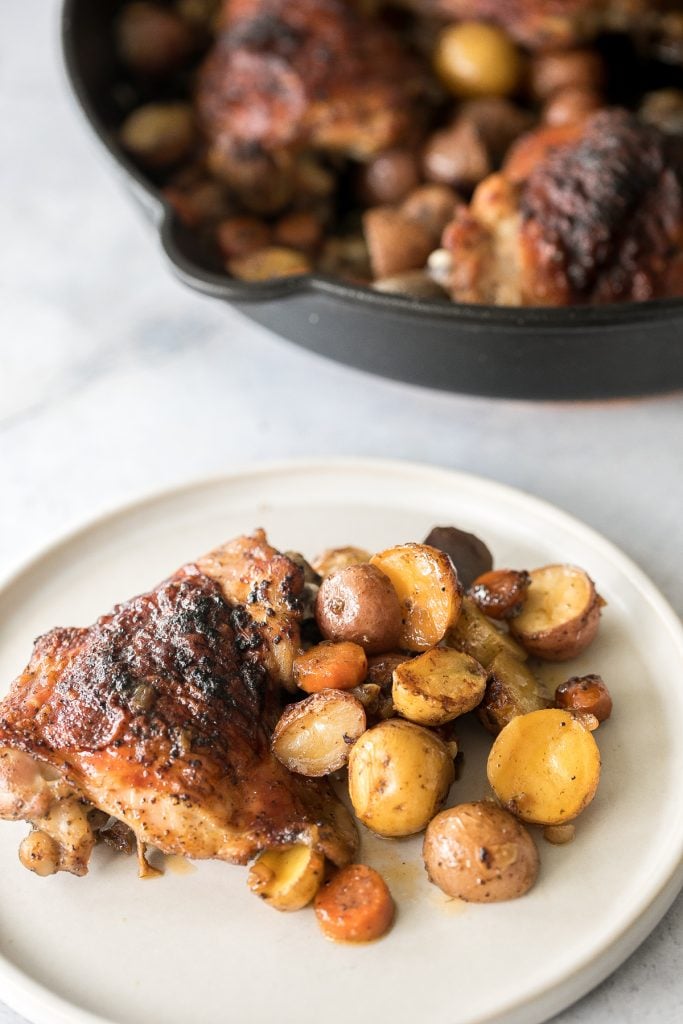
[348,720,454,837]
[312,546,371,579]
[515,599,601,662]
[509,565,603,662]
[271,690,366,776]
[315,564,402,655]
[423,802,539,902]
[423,525,493,590]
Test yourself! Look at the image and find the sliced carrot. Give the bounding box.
[314,864,394,943]
[293,642,367,694]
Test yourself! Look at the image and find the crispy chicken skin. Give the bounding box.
[0,531,358,877]
[431,0,671,49]
[195,0,425,184]
[443,109,683,305]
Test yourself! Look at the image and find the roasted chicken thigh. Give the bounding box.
[195,0,427,200]
[443,108,683,305]
[0,531,358,877]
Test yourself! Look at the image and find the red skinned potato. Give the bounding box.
[362,208,434,279]
[400,184,460,242]
[359,149,421,206]
[509,565,604,661]
[315,564,402,655]
[117,2,196,76]
[423,802,539,902]
[423,525,493,590]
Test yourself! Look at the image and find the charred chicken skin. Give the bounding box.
[443,108,683,305]
[195,0,426,192]
[0,531,358,877]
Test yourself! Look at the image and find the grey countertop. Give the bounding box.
[1,2,682,1022]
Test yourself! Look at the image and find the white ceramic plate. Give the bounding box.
[1,459,682,1024]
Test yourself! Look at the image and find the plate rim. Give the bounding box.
[1,456,682,1024]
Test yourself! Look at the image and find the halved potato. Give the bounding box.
[392,647,487,726]
[272,691,366,776]
[248,845,325,911]
[312,546,371,578]
[477,650,549,735]
[370,543,461,651]
[509,565,604,661]
[487,708,601,825]
[348,719,454,837]
[446,596,527,667]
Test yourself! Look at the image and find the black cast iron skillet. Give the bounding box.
[62,0,683,400]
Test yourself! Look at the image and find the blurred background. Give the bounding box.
[1,2,682,1022]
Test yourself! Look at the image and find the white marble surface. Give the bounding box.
[1,2,683,1022]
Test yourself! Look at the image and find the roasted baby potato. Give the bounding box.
[477,650,548,735]
[423,802,539,902]
[423,526,493,590]
[228,246,312,282]
[555,674,613,723]
[119,102,196,168]
[370,543,461,651]
[315,564,402,654]
[487,709,601,825]
[446,596,527,668]
[434,21,523,99]
[248,845,325,911]
[400,184,460,243]
[348,719,454,837]
[314,864,394,942]
[469,569,531,620]
[272,691,366,776]
[392,647,487,727]
[117,2,196,76]
[362,207,434,279]
[293,641,368,694]
[312,546,371,578]
[510,565,604,661]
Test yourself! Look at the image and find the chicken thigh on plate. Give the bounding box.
[0,531,358,878]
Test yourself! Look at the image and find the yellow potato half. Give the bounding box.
[248,845,325,911]
[392,646,486,726]
[348,719,454,837]
[510,565,603,661]
[487,708,601,825]
[370,543,461,651]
